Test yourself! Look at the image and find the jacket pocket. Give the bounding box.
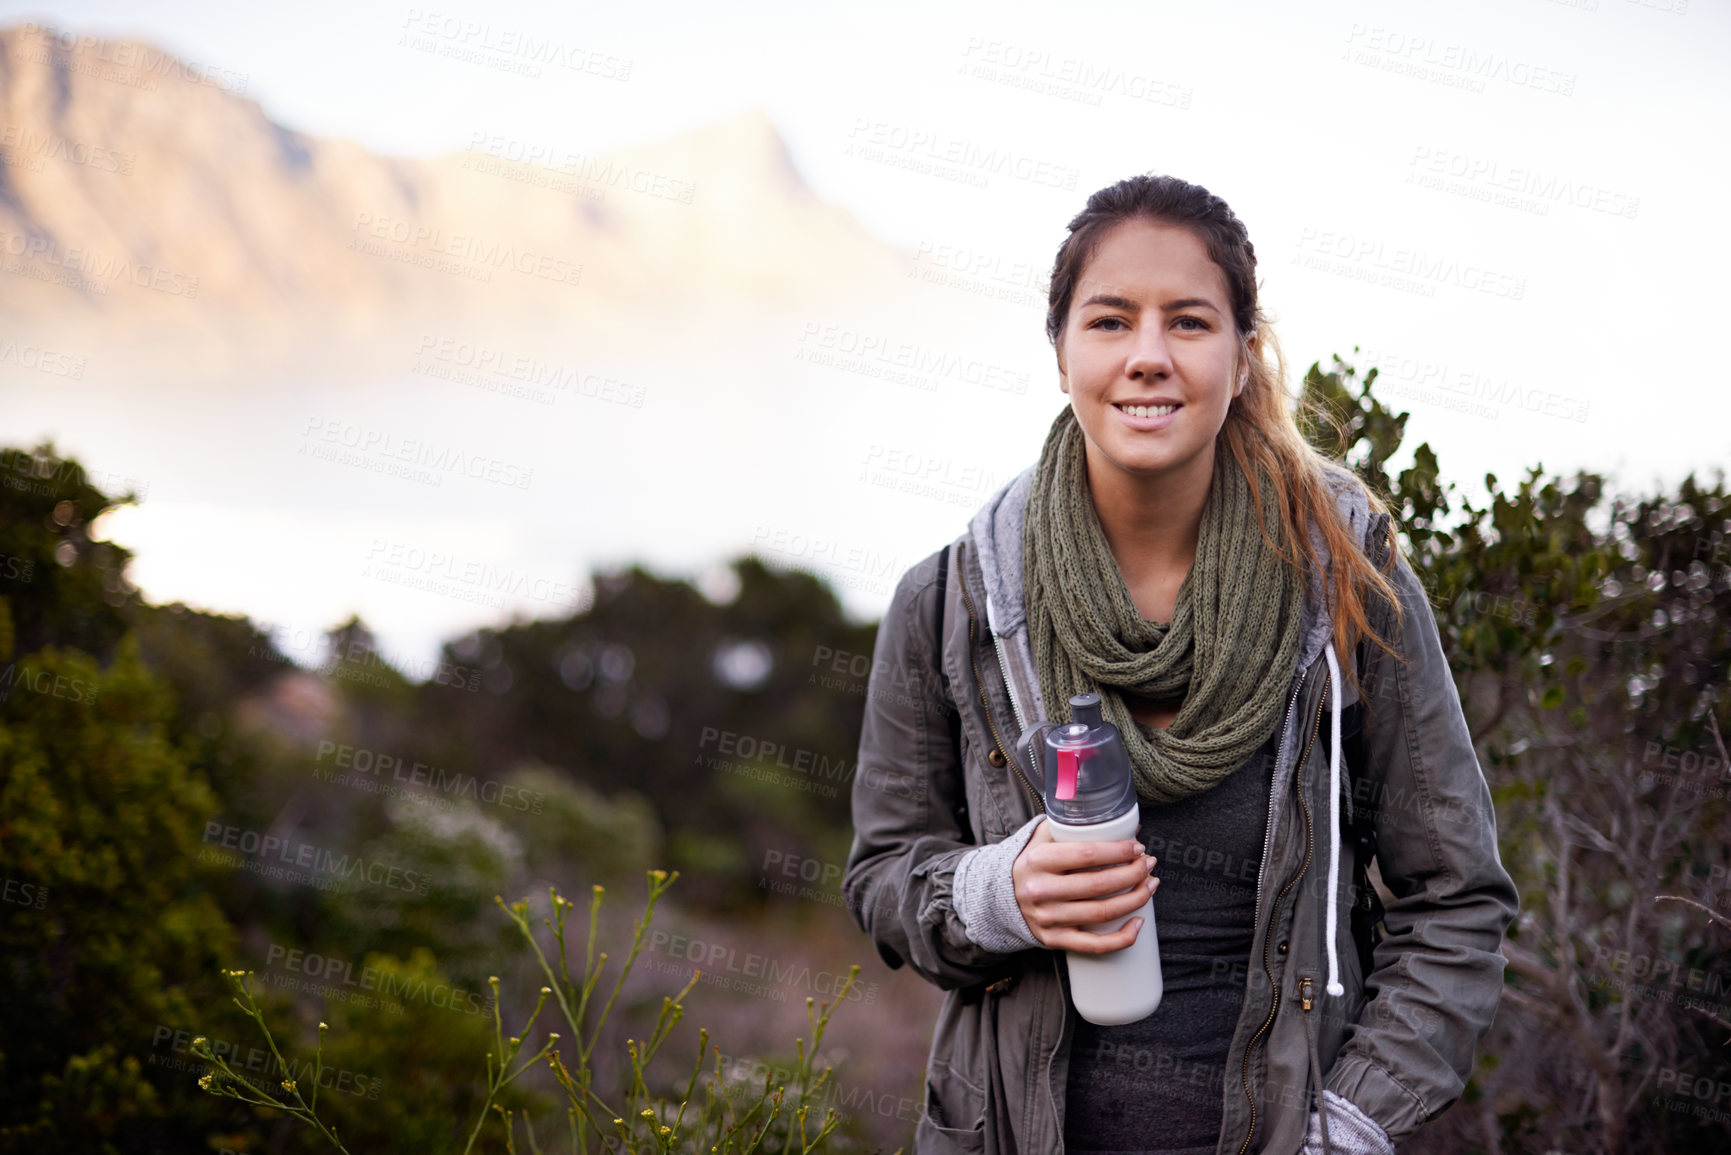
[920,983,1000,1154]
[919,1057,988,1153]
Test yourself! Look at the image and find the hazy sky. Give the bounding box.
[3,0,1727,669]
[12,0,1725,485]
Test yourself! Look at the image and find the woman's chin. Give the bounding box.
[1098,444,1199,480]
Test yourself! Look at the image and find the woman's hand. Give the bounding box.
[1011,820,1158,954]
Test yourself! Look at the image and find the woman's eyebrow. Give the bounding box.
[1160,297,1220,313]
[1078,292,1139,311]
[1077,293,1221,313]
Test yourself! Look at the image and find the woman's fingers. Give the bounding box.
[1043,915,1147,956]
[1024,834,1153,886]
[1012,827,1162,950]
[1025,833,1142,871]
[1019,854,1154,904]
[1023,877,1158,938]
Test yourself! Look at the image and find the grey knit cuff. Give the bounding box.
[952,815,1045,954]
[1303,1089,1394,1155]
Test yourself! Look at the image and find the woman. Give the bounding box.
[842,174,1519,1155]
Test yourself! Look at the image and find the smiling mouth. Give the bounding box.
[1113,402,1180,418]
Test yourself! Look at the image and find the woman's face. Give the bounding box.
[1056,218,1244,491]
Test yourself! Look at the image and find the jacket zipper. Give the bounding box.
[958,544,1043,813]
[993,631,1030,736]
[1236,666,1330,1155]
[992,631,1047,783]
[978,554,1036,770]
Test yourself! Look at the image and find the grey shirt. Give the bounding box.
[1062,729,1277,1155]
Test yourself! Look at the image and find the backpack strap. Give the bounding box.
[934,542,950,693]
[936,543,949,648]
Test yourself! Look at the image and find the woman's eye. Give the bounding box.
[1090,317,1128,331]
[1174,316,1206,331]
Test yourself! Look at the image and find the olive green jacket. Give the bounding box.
[842,461,1519,1154]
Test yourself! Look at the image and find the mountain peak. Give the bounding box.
[0,24,901,362]
[624,105,813,203]
[706,107,792,160]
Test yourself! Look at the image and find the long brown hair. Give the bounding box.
[1044,173,1407,704]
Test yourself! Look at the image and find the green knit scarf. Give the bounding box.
[1022,405,1306,805]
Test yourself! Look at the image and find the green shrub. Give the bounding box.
[193,871,885,1154]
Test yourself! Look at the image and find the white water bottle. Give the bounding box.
[1034,692,1162,1026]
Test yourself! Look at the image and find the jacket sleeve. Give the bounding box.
[1325,549,1521,1140]
[842,552,1036,991]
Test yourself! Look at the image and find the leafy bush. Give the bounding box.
[0,642,237,1150]
[193,871,880,1154]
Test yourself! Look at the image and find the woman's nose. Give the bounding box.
[1124,327,1174,378]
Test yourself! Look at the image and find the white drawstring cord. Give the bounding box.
[1323,641,1345,998]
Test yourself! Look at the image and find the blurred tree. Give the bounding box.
[128,600,298,814]
[0,446,525,1153]
[1299,352,1731,1155]
[382,558,877,909]
[0,442,138,662]
[0,443,240,1150]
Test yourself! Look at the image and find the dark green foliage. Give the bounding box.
[0,641,236,1150]
[1298,353,1731,1155]
[0,443,138,663]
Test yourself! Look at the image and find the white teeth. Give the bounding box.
[1121,404,1177,418]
